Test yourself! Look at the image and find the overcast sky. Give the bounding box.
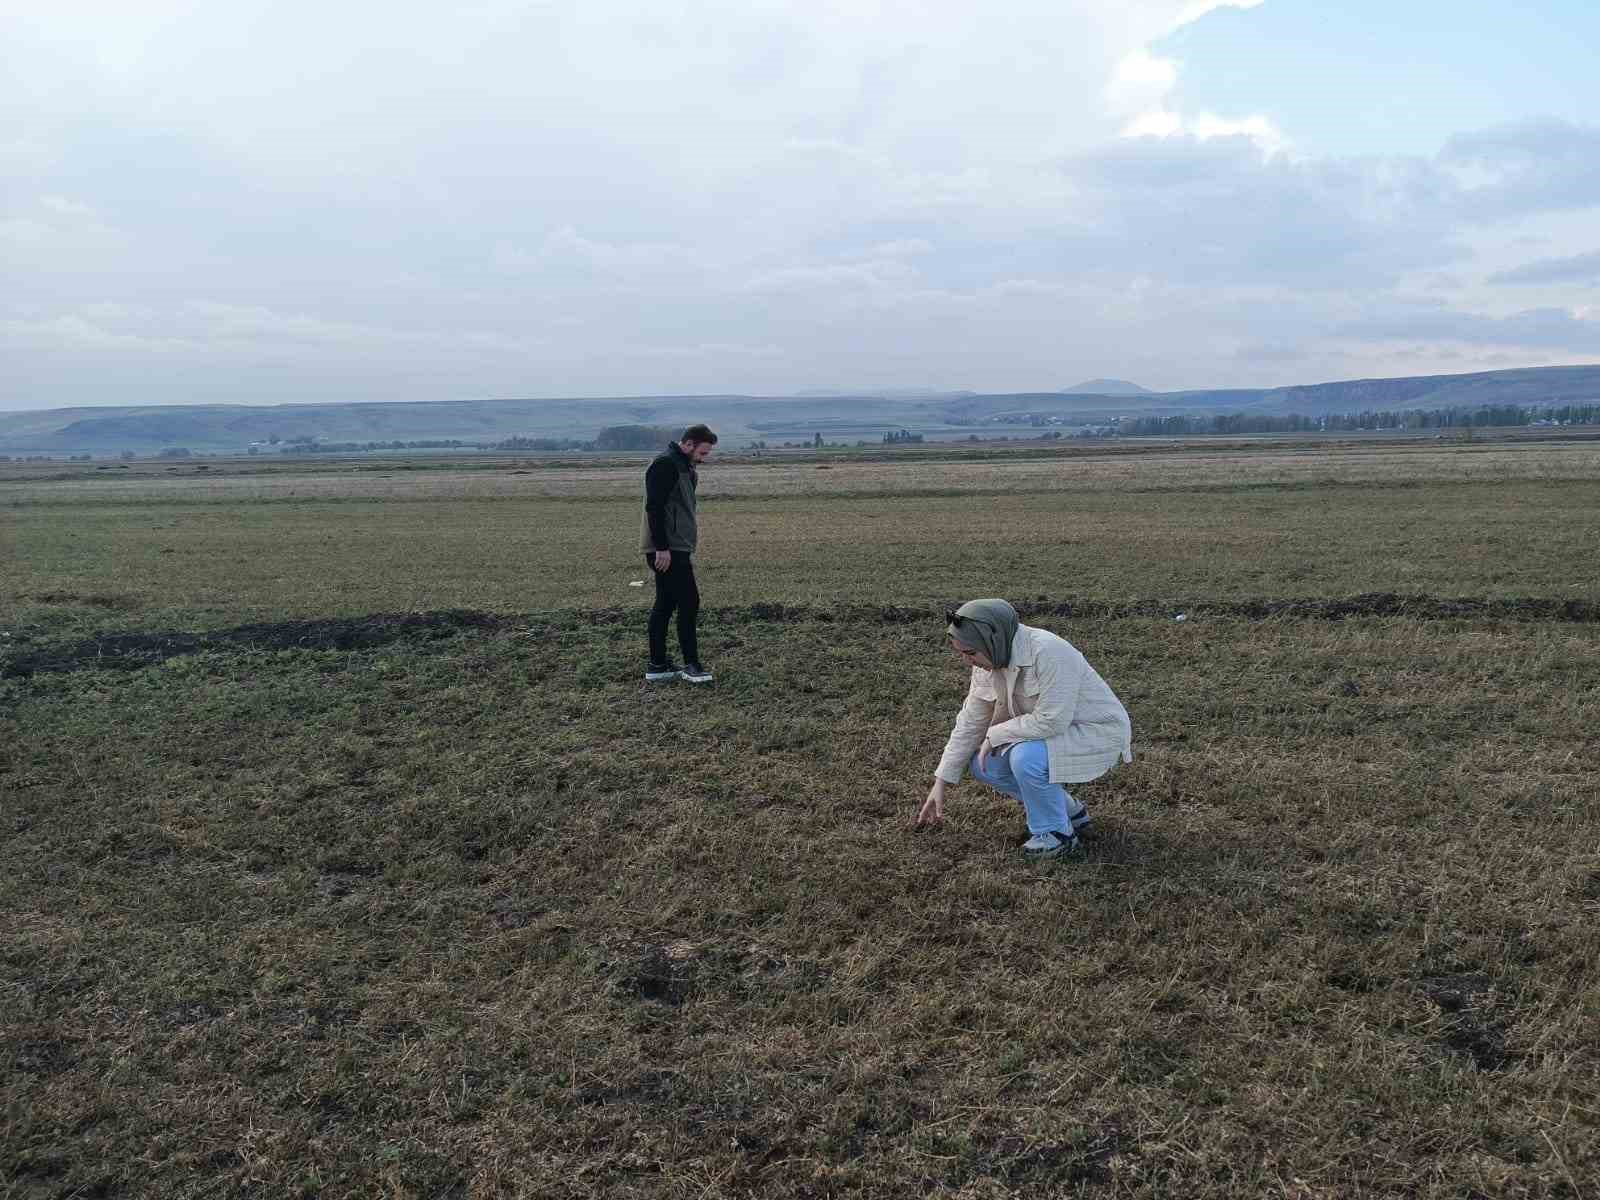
[5,0,1600,410]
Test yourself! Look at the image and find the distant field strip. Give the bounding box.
[5,440,1600,505]
[9,475,1600,640]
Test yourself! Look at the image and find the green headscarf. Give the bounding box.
[947,598,1020,668]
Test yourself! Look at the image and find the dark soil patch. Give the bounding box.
[1417,973,1513,1071]
[720,592,1600,627]
[576,1068,683,1107]
[618,944,699,1007]
[1327,966,1391,994]
[2,609,506,677]
[1418,972,1495,1013]
[967,1118,1137,1187]
[11,1035,79,1077]
[607,941,827,1009]
[31,591,141,611]
[7,592,1596,678]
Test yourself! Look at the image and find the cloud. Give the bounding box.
[1108,9,1284,154]
[1105,49,1180,118]
[1488,249,1600,286]
[1234,342,1311,362]
[0,195,125,254]
[1339,305,1600,353]
[2,301,538,361]
[1120,110,1287,153]
[619,340,785,364]
[492,229,705,290]
[6,1,1600,407]
[1443,119,1600,218]
[1173,0,1265,26]
[0,313,195,355]
[1056,136,1463,286]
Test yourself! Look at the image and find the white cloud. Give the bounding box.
[1106,5,1285,154]
[1488,250,1600,286]
[0,313,194,354]
[0,301,540,364]
[0,195,125,254]
[854,239,935,260]
[494,228,703,283]
[1339,304,1600,353]
[6,0,1600,406]
[1443,119,1600,218]
[1120,110,1287,154]
[622,340,785,363]
[1105,49,1180,118]
[1172,0,1266,28]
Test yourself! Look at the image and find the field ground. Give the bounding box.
[3,438,1598,1197]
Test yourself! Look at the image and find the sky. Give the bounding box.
[4,0,1600,411]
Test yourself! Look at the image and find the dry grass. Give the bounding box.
[4,441,1598,1198]
[6,460,1600,643]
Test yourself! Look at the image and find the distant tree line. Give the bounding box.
[590,425,679,451]
[1121,401,1600,437]
[277,438,474,453]
[256,427,668,455]
[492,435,589,451]
[883,429,925,443]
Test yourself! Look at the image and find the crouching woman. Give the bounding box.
[918,599,1133,859]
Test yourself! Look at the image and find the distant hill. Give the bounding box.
[1061,379,1151,395]
[0,395,985,455]
[790,388,974,399]
[3,365,1598,455]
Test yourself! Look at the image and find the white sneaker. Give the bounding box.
[1022,831,1081,859]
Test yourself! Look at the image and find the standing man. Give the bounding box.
[642,424,717,684]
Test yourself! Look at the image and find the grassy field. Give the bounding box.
[3,439,1598,1197]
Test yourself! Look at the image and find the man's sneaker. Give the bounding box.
[1069,803,1093,832]
[644,661,680,682]
[1022,830,1082,859]
[678,662,714,684]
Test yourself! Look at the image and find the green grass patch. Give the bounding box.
[4,609,1597,1197]
[4,447,1597,1197]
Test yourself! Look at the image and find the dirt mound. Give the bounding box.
[1417,972,1514,1071]
[2,610,504,678]
[7,592,1595,678]
[721,593,1600,626]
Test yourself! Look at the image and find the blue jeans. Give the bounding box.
[969,740,1080,836]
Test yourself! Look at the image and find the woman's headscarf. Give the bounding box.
[946,598,1020,668]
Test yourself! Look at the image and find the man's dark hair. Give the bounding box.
[681,424,718,446]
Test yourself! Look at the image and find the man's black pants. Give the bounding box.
[646,553,699,665]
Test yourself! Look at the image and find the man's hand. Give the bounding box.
[916,779,947,825]
[652,550,671,572]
